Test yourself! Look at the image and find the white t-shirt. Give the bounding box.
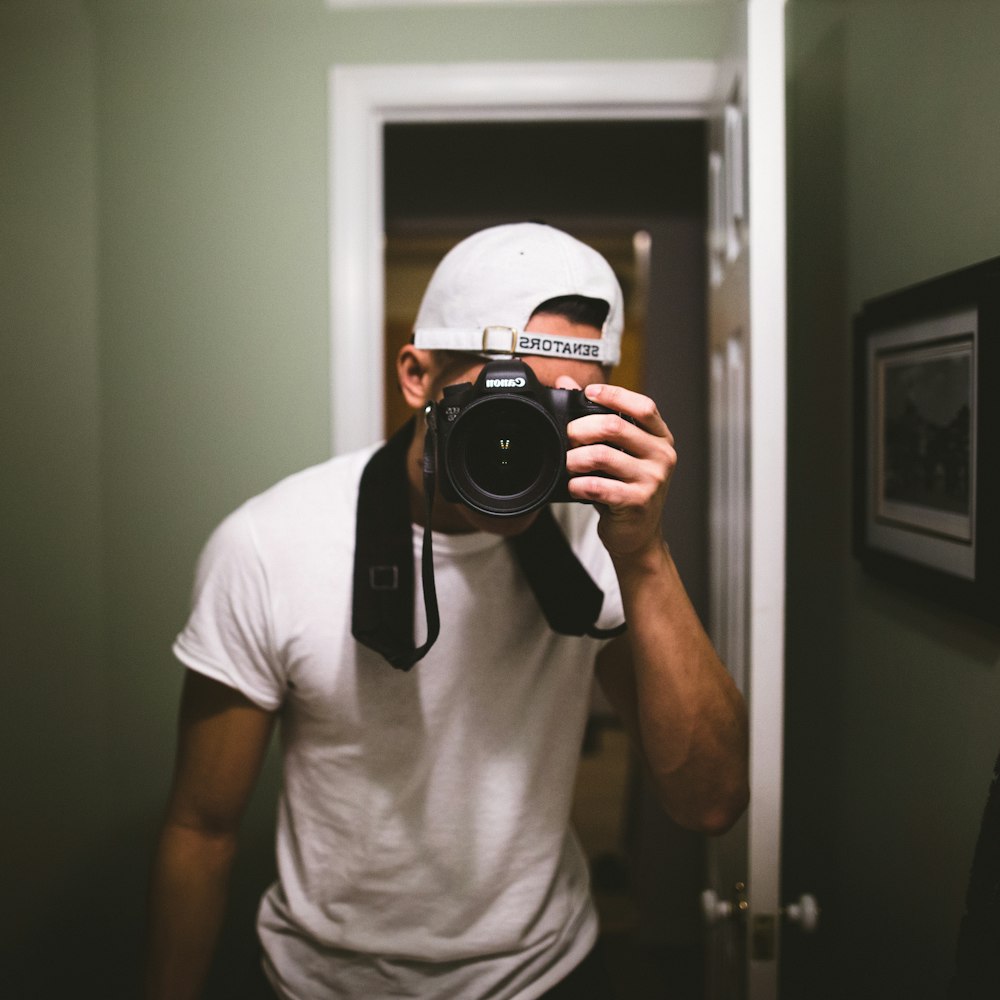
[173,445,625,999]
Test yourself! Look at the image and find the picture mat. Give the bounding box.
[866,307,977,579]
[876,339,973,536]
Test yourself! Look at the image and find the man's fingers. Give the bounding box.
[583,383,671,441]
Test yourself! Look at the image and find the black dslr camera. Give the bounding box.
[433,357,624,517]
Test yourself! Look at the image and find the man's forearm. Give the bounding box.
[570,380,747,830]
[613,539,749,834]
[144,821,240,1000]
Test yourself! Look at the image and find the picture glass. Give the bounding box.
[864,307,978,581]
[876,337,974,542]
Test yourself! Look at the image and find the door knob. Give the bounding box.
[703,886,820,932]
[783,893,820,932]
[701,888,733,923]
[701,882,748,924]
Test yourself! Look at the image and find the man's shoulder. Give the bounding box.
[241,444,379,529]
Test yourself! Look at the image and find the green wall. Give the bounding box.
[0,0,115,987]
[785,2,1000,996]
[2,1,730,994]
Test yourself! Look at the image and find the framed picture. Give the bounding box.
[853,255,1000,624]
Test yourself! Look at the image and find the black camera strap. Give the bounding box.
[351,414,625,671]
[351,418,440,670]
[508,516,626,641]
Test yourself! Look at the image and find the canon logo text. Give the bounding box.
[485,377,527,389]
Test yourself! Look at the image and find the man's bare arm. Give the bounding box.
[145,670,276,1000]
[594,564,748,835]
[566,379,749,834]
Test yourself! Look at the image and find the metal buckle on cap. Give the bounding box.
[482,326,519,354]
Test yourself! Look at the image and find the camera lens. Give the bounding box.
[446,397,563,516]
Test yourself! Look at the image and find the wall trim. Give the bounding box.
[328,59,718,453]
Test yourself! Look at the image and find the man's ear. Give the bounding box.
[396,344,436,410]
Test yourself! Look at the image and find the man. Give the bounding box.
[145,223,748,999]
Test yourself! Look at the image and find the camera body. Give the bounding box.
[433,357,622,517]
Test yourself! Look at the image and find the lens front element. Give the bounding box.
[446,397,563,516]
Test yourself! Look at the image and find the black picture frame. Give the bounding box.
[853,255,1000,625]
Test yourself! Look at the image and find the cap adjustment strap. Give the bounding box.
[414,326,609,363]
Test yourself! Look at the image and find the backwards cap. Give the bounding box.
[412,222,624,366]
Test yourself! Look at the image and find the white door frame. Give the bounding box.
[327,52,788,997]
[329,50,785,998]
[745,2,787,990]
[705,2,787,995]
[327,59,718,454]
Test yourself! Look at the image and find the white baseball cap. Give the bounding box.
[412,222,624,366]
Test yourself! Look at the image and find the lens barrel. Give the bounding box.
[444,394,564,516]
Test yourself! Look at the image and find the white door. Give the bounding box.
[705,2,792,999]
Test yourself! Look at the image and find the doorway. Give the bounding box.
[383,118,711,998]
[330,27,790,993]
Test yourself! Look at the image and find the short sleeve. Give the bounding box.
[173,505,286,710]
[555,503,625,635]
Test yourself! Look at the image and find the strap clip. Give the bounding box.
[482,326,519,354]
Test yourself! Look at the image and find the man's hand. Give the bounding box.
[557,377,676,562]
